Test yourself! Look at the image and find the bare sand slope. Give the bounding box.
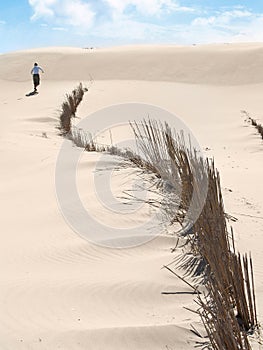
[1,43,263,84]
[0,44,263,349]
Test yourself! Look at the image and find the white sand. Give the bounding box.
[0,44,263,349]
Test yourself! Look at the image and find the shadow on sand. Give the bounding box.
[26,91,39,97]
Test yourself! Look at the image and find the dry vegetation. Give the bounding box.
[58,89,260,349]
[243,110,263,140]
[249,118,263,140]
[59,83,88,135]
[131,120,259,349]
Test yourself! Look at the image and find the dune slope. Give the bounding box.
[1,43,263,84]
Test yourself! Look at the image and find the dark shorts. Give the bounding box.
[33,74,40,87]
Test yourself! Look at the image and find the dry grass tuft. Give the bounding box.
[59,83,88,135]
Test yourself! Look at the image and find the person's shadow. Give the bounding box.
[26,91,39,97]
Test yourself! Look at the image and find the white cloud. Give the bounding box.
[230,14,263,42]
[91,8,263,45]
[29,0,57,19]
[29,0,95,28]
[104,0,194,17]
[189,9,263,44]
[192,16,215,26]
[52,26,68,31]
[27,1,263,46]
[192,9,253,27]
[92,19,162,40]
[0,20,6,25]
[61,1,95,27]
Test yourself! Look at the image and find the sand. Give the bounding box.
[0,44,263,349]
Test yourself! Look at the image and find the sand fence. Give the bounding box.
[57,85,260,349]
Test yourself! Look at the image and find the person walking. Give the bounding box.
[31,63,44,92]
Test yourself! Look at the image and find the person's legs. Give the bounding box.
[33,74,40,91]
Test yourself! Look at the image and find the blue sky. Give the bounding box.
[0,0,263,53]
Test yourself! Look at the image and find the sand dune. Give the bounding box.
[1,43,263,84]
[0,44,263,349]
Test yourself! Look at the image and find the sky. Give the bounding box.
[0,0,263,53]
